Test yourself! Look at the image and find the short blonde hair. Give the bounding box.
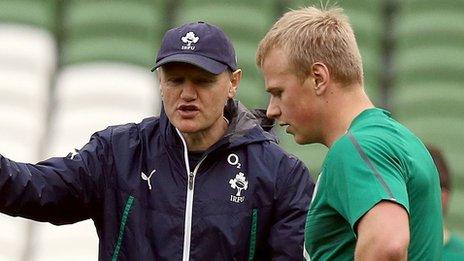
[256,6,363,85]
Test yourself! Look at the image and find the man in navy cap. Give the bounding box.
[0,22,314,260]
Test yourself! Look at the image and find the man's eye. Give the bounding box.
[194,78,214,85]
[168,78,183,84]
[271,90,282,97]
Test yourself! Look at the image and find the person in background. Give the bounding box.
[426,144,464,260]
[256,6,443,260]
[0,21,314,260]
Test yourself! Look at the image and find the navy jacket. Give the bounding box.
[0,100,314,260]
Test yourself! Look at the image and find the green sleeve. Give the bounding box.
[325,133,410,231]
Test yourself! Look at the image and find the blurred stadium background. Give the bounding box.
[0,0,462,260]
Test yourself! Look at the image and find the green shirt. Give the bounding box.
[304,108,443,260]
[444,234,464,260]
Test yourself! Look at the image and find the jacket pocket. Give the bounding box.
[248,208,258,261]
[112,195,135,261]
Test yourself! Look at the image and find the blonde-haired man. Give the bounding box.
[257,6,443,260]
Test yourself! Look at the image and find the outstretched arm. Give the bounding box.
[0,129,112,224]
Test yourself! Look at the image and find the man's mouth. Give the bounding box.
[279,123,293,134]
[177,105,199,118]
[178,105,199,111]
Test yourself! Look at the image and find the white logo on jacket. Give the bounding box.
[229,172,248,203]
[227,153,247,203]
[141,169,156,190]
[227,153,241,169]
[181,31,199,50]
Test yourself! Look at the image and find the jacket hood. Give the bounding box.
[159,99,278,151]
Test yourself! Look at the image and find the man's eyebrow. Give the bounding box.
[195,73,218,81]
[266,86,280,93]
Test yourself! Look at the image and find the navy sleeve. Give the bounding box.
[269,157,314,260]
[0,128,113,225]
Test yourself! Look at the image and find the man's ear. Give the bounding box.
[156,68,164,99]
[228,69,242,99]
[311,62,330,96]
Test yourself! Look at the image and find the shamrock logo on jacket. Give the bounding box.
[229,172,248,197]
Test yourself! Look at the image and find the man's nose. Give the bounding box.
[266,100,280,119]
[180,81,197,101]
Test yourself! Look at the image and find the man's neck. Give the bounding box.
[323,85,374,147]
[182,116,229,151]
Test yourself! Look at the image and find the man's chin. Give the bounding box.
[174,121,204,134]
[176,126,200,134]
[171,118,199,133]
[293,134,311,145]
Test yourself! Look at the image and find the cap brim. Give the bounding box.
[151,54,228,74]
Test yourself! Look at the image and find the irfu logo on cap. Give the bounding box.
[181,31,199,50]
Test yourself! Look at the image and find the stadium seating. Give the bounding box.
[60,1,165,67]
[32,221,98,261]
[174,0,279,109]
[0,1,57,260]
[0,69,50,162]
[0,217,30,261]
[0,0,55,31]
[393,83,464,119]
[48,0,162,154]
[46,64,158,157]
[392,0,464,236]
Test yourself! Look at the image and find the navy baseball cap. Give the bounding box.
[151,21,237,74]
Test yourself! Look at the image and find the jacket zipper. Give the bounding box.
[176,128,207,261]
[188,171,194,190]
